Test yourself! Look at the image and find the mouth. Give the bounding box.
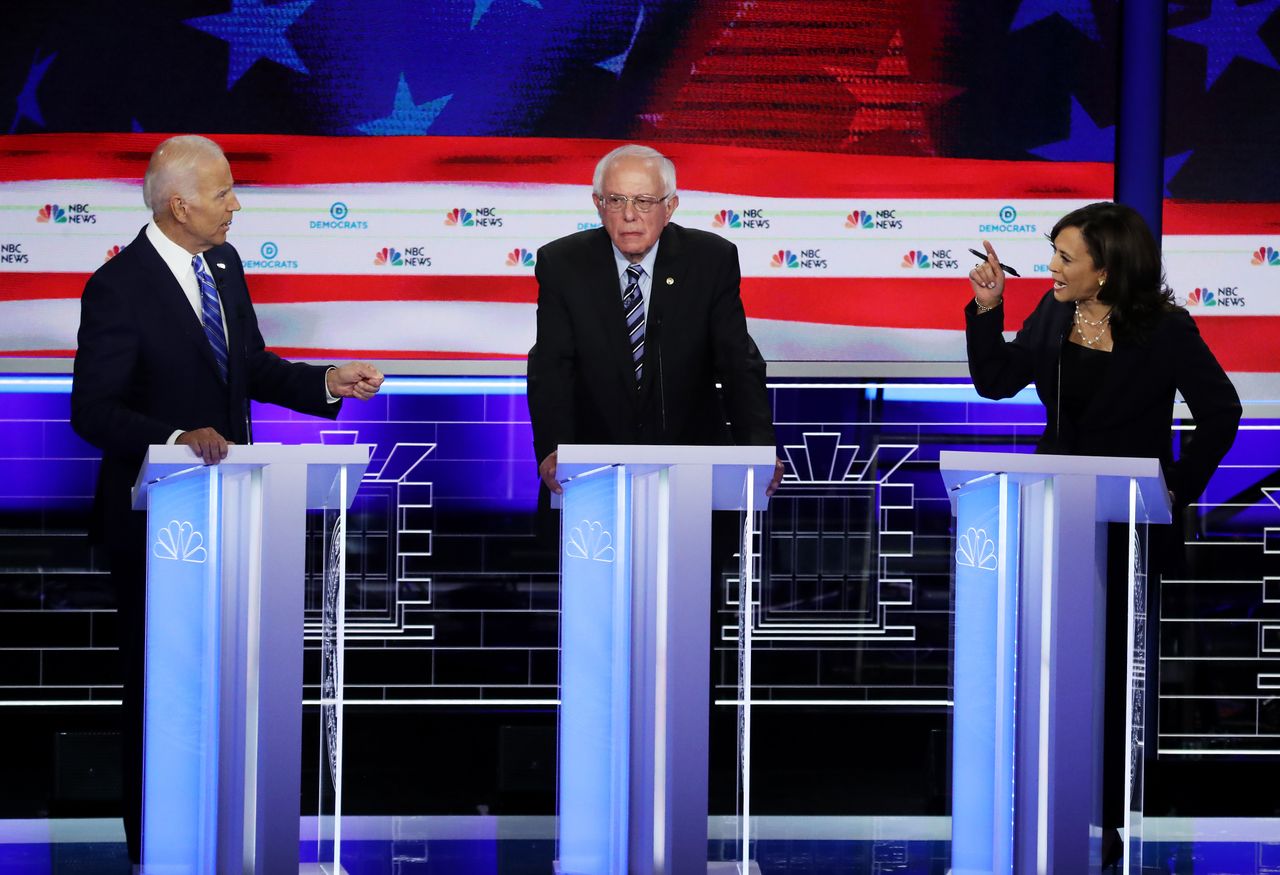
[1052,280,1066,290]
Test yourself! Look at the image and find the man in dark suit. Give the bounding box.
[70,135,383,863]
[528,144,782,495]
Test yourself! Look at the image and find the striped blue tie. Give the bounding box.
[193,256,228,382]
[622,263,645,386]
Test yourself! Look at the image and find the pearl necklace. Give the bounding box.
[1073,304,1111,347]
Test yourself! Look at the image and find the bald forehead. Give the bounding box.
[601,156,663,191]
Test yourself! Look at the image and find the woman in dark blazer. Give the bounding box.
[964,201,1241,869]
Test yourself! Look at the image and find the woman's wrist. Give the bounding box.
[974,295,1002,314]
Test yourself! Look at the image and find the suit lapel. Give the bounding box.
[640,224,685,400]
[134,229,225,381]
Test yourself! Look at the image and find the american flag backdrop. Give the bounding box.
[1,0,1277,370]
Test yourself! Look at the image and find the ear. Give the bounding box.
[665,193,679,220]
[168,194,187,226]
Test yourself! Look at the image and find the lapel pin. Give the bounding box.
[215,263,226,270]
[665,276,674,285]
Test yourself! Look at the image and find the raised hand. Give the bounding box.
[968,239,1006,310]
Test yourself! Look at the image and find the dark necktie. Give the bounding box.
[192,255,228,382]
[622,263,645,385]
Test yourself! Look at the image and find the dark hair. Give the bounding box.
[1048,202,1178,339]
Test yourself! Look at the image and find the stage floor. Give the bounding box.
[1,817,1278,873]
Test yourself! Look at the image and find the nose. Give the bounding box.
[1048,252,1061,273]
[621,199,640,221]
[228,190,242,212]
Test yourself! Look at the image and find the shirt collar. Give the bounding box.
[146,220,207,279]
[611,238,660,283]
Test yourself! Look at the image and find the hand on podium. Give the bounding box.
[539,451,562,495]
[177,427,233,465]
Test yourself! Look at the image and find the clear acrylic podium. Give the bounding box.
[132,443,371,874]
[553,444,776,875]
[939,451,1171,875]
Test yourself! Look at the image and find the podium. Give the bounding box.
[553,444,776,875]
[938,451,1171,875]
[132,443,371,874]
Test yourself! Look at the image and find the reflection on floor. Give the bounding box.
[1,817,1278,874]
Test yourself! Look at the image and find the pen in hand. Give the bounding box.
[968,248,1021,278]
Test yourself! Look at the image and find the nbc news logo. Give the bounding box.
[446,208,503,228]
[506,248,534,267]
[0,243,29,264]
[1187,286,1246,308]
[771,249,827,269]
[715,208,769,229]
[37,203,97,225]
[901,248,957,269]
[374,246,431,267]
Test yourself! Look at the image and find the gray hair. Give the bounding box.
[592,144,677,197]
[142,135,227,215]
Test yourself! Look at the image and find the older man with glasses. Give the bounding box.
[527,143,782,499]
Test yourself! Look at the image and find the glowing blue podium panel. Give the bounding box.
[554,444,775,875]
[940,452,1168,875]
[134,444,371,875]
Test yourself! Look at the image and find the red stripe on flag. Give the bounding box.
[1163,201,1280,236]
[741,277,1047,329]
[248,274,537,303]
[1,133,1111,199]
[0,273,88,301]
[1192,317,1280,372]
[267,348,526,360]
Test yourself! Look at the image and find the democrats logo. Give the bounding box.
[1187,286,1247,308]
[374,245,430,267]
[445,207,503,228]
[845,210,873,229]
[979,204,1037,235]
[37,203,96,225]
[771,248,827,269]
[105,245,122,262]
[0,242,29,265]
[1251,246,1279,266]
[717,208,769,230]
[311,201,368,230]
[902,248,958,270]
[712,210,741,229]
[243,241,299,270]
[506,247,535,267]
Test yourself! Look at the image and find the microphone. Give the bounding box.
[652,316,667,434]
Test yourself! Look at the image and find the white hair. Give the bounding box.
[142,135,226,215]
[592,144,677,197]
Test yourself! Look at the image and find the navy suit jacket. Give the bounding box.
[71,226,338,541]
[965,290,1241,504]
[527,222,775,465]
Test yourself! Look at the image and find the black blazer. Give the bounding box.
[966,290,1241,503]
[527,222,775,464]
[71,226,339,539]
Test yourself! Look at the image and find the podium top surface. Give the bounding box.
[132,443,372,510]
[939,450,1171,523]
[556,443,776,511]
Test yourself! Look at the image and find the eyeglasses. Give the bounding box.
[598,193,670,213]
